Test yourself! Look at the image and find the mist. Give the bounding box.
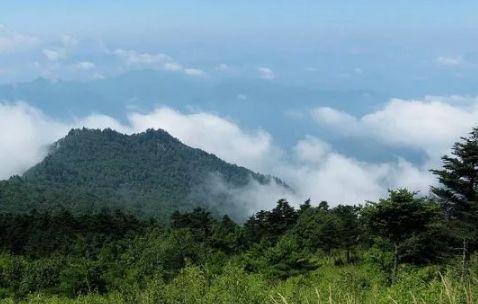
[1,96,476,214]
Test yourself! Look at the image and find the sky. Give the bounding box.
[1,1,478,208]
[2,1,478,91]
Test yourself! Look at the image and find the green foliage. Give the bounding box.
[0,199,474,303]
[431,127,478,227]
[0,127,477,302]
[431,127,478,279]
[363,189,445,281]
[7,263,478,304]
[0,128,285,222]
[244,199,298,245]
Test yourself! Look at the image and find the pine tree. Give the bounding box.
[431,127,478,281]
[332,205,361,263]
[363,189,439,283]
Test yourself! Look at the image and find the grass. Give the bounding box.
[2,261,478,304]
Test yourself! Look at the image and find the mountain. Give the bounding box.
[0,70,384,148]
[2,70,408,164]
[0,71,382,118]
[0,128,288,221]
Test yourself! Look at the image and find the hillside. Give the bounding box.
[0,128,288,221]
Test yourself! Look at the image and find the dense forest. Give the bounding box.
[0,128,477,303]
[0,128,286,222]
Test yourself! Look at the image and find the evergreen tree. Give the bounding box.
[244,199,297,245]
[170,208,215,242]
[268,199,298,235]
[363,189,440,283]
[291,205,340,255]
[332,205,361,262]
[211,215,243,253]
[431,127,478,280]
[298,199,312,214]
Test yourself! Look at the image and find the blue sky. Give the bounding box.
[1,1,478,94]
[3,1,477,33]
[1,2,478,204]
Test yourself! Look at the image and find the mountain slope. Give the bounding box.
[0,128,288,221]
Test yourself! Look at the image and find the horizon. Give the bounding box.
[1,1,478,206]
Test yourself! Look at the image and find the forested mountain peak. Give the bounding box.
[0,128,287,221]
[55,128,182,151]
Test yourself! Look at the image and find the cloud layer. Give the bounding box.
[113,49,206,77]
[312,96,478,160]
[0,102,68,178]
[1,96,477,209]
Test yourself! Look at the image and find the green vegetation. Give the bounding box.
[0,128,285,222]
[0,195,477,303]
[0,128,477,303]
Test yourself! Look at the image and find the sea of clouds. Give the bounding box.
[1,96,477,210]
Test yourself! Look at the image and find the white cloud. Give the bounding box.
[196,173,295,219]
[164,62,183,71]
[436,56,462,66]
[0,101,445,208]
[43,48,66,61]
[291,135,433,202]
[294,136,331,164]
[125,108,426,206]
[312,107,358,133]
[184,68,205,77]
[312,97,478,161]
[75,114,128,132]
[0,103,286,211]
[114,49,171,66]
[258,67,275,80]
[0,25,37,53]
[74,61,95,70]
[0,102,68,179]
[283,136,435,204]
[114,49,206,77]
[288,151,390,204]
[127,107,277,171]
[113,108,436,205]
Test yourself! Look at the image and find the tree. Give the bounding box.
[298,199,311,214]
[264,234,317,279]
[363,189,440,283]
[210,215,243,253]
[318,201,329,210]
[291,205,340,255]
[267,199,298,236]
[170,208,215,242]
[431,127,478,280]
[244,199,298,245]
[332,205,361,263]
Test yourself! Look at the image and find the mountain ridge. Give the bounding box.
[0,128,288,221]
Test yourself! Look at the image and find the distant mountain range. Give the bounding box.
[0,69,383,148]
[0,128,289,222]
[1,70,417,164]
